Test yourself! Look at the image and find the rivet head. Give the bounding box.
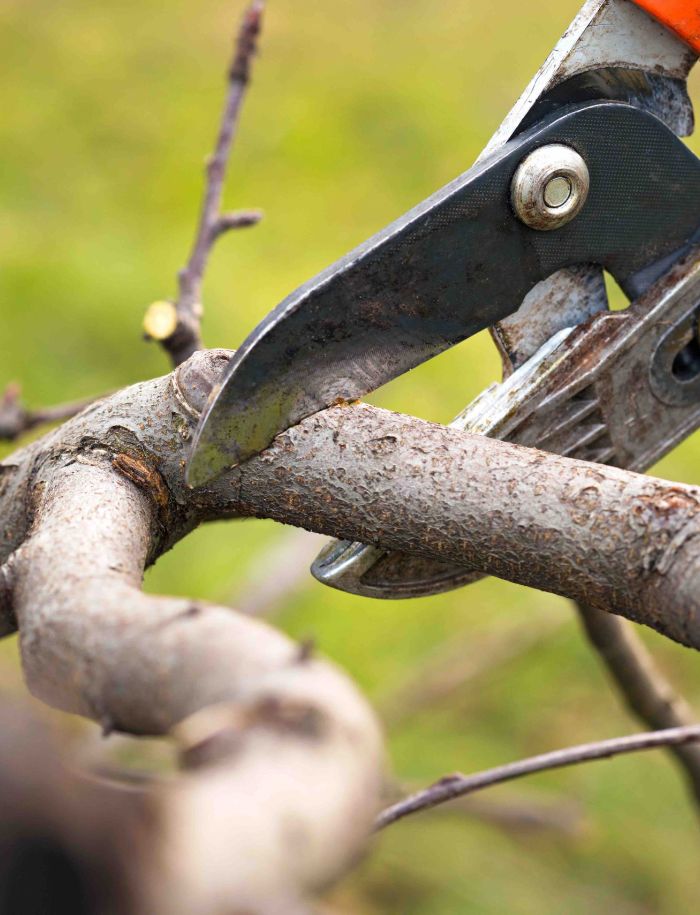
[511,144,590,231]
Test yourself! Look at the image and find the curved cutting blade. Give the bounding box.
[187,100,700,485]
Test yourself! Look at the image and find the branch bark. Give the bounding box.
[3,349,700,649]
[5,418,383,913]
[3,349,700,905]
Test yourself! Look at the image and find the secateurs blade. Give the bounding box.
[187,0,700,600]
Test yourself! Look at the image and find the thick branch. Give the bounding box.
[3,350,700,651]
[576,602,700,806]
[232,403,700,650]
[8,451,382,913]
[4,349,700,903]
[376,726,700,830]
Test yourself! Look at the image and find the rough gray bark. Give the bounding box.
[3,348,700,649]
[237,410,700,649]
[1,351,385,914]
[3,347,700,908]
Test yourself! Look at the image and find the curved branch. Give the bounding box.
[3,348,700,904]
[8,453,383,913]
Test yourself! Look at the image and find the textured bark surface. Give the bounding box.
[1,351,385,914]
[3,348,700,650]
[2,347,700,909]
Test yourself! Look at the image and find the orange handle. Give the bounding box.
[633,0,700,52]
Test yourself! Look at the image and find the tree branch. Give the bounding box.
[143,1,264,366]
[6,437,382,913]
[0,383,100,442]
[3,350,700,650]
[376,726,700,830]
[576,602,700,808]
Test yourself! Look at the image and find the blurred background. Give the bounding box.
[1,0,700,911]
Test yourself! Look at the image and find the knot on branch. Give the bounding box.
[630,486,700,575]
[112,453,171,518]
[172,348,233,419]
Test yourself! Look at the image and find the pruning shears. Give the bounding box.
[188,0,700,599]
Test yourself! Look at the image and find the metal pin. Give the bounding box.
[512,145,590,231]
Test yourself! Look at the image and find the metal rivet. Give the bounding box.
[511,144,590,231]
[543,175,572,208]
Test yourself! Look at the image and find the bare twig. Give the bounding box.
[389,778,585,838]
[576,602,700,808]
[0,382,99,442]
[144,1,264,366]
[376,725,700,830]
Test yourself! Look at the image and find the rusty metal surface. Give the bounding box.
[188,0,700,487]
[483,0,696,158]
[492,266,608,372]
[485,0,697,378]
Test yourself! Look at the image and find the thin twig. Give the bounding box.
[376,725,700,830]
[389,779,586,838]
[576,602,700,809]
[0,383,100,442]
[144,1,265,366]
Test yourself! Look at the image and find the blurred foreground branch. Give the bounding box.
[3,368,384,912]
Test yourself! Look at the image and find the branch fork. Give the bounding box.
[143,0,265,367]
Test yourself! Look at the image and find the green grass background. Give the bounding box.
[2,0,700,911]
